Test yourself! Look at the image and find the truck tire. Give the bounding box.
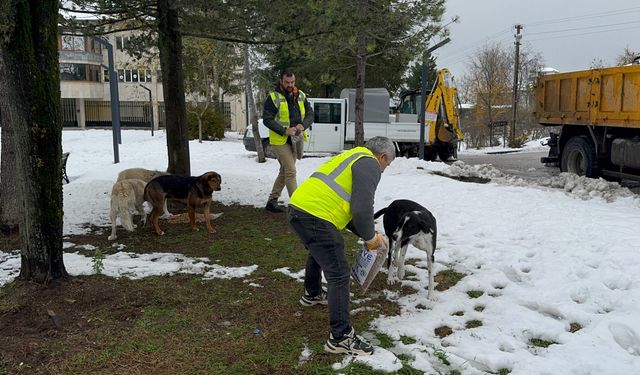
[424,147,438,161]
[438,144,456,162]
[561,136,598,177]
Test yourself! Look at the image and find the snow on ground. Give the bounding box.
[2,129,640,374]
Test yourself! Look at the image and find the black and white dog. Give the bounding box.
[374,199,437,299]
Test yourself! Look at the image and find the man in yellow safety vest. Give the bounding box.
[262,68,314,213]
[287,136,395,356]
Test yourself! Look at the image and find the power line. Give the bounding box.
[527,20,640,36]
[527,24,640,42]
[525,6,640,27]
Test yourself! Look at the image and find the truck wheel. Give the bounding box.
[437,144,456,162]
[561,136,598,177]
[424,147,438,161]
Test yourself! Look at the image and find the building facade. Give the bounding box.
[58,31,248,133]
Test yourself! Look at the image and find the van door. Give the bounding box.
[306,99,345,153]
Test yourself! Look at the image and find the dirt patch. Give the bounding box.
[434,325,453,338]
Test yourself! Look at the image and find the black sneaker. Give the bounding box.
[324,327,374,356]
[265,200,284,213]
[299,289,328,307]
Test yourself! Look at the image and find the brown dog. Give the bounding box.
[144,172,222,235]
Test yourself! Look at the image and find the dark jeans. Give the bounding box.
[287,206,351,338]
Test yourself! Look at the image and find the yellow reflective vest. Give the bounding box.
[268,90,309,145]
[289,147,376,229]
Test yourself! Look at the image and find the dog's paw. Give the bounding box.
[387,275,399,285]
[207,229,216,234]
[427,293,438,301]
[108,235,117,241]
[397,267,405,280]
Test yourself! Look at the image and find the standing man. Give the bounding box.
[287,136,395,356]
[262,69,314,213]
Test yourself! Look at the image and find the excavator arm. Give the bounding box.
[424,68,464,144]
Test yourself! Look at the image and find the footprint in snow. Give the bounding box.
[609,323,640,356]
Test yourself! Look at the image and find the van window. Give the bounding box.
[314,103,342,124]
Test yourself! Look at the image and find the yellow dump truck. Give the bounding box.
[535,64,640,180]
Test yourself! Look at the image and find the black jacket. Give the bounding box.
[262,86,314,138]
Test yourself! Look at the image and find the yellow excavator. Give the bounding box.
[397,68,464,161]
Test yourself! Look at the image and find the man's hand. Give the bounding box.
[365,232,388,252]
[286,127,298,136]
[287,124,304,136]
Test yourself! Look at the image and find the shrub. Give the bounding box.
[186,104,225,140]
[508,134,528,148]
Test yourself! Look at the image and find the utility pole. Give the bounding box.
[511,24,523,147]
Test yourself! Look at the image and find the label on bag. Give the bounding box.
[351,245,386,292]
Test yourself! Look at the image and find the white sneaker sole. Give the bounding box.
[324,342,373,356]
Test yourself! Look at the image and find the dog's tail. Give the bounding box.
[373,207,387,219]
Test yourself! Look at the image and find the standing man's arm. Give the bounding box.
[300,98,314,130]
[262,96,287,136]
[347,158,381,241]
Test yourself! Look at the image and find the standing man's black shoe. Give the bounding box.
[265,200,284,213]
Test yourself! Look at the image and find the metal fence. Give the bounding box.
[61,98,78,127]
[60,99,231,128]
[157,101,231,128]
[85,100,152,127]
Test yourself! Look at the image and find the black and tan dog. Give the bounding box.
[374,199,437,299]
[144,171,222,235]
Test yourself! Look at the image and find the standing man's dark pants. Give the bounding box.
[288,207,351,338]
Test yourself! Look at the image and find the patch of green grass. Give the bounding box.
[569,322,582,333]
[466,290,484,299]
[435,269,465,291]
[400,335,417,345]
[434,349,450,365]
[376,333,394,349]
[529,338,557,348]
[474,305,485,312]
[497,368,512,375]
[415,304,428,310]
[465,319,483,329]
[0,299,21,314]
[452,311,464,316]
[450,370,462,375]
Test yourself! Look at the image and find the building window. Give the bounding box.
[60,63,101,82]
[115,35,130,51]
[117,68,152,83]
[61,35,85,51]
[60,63,87,81]
[103,68,110,82]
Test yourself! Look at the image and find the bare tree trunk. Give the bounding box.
[0,107,18,232]
[354,29,367,147]
[243,45,265,163]
[0,0,66,283]
[157,0,190,175]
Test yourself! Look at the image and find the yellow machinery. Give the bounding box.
[398,68,464,161]
[424,68,465,161]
